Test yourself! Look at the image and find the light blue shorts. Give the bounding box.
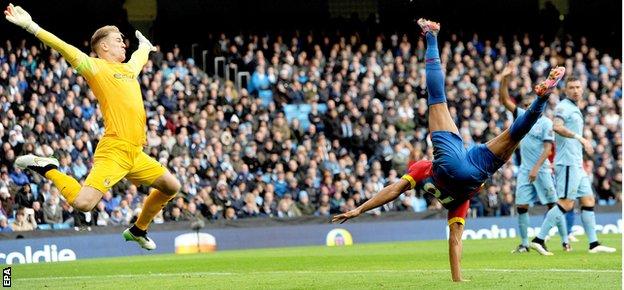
[555,165,593,200]
[515,169,557,205]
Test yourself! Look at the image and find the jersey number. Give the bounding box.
[424,182,454,205]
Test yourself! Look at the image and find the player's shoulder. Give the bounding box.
[541,116,553,126]
[405,160,433,181]
[408,160,433,172]
[555,99,570,110]
[554,101,570,116]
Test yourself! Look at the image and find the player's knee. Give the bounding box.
[580,197,595,207]
[556,203,570,213]
[72,198,97,212]
[558,199,574,211]
[164,178,181,196]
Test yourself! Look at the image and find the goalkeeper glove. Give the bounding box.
[4,3,41,35]
[135,30,156,52]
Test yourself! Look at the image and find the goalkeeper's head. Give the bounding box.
[91,25,126,62]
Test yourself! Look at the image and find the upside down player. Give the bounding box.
[332,19,566,282]
[4,4,181,250]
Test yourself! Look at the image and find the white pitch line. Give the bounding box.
[14,268,621,281]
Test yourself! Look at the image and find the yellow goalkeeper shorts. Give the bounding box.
[84,137,167,193]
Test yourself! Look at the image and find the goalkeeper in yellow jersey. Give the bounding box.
[5,3,181,250]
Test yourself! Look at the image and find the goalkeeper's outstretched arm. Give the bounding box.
[4,3,88,69]
[127,30,157,75]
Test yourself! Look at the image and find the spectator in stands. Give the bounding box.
[102,191,120,214]
[109,208,128,226]
[224,207,237,220]
[0,186,13,219]
[11,207,36,231]
[206,204,221,220]
[0,216,12,232]
[9,167,28,186]
[0,26,620,229]
[315,194,331,217]
[32,200,44,224]
[118,200,134,224]
[92,202,108,226]
[73,210,96,228]
[182,201,204,221]
[14,183,40,208]
[43,196,63,224]
[59,201,74,225]
[167,206,183,222]
[296,191,316,215]
[239,193,260,217]
[485,185,501,217]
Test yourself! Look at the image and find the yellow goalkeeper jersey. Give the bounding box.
[37,29,149,146]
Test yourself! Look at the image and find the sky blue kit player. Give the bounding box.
[515,107,557,206]
[530,77,616,255]
[498,66,567,253]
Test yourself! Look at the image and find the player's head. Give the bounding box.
[91,25,126,62]
[564,76,583,102]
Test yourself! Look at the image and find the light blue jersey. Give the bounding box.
[554,98,584,167]
[516,108,554,172]
[514,107,557,206]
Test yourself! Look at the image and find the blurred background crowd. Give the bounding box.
[0,0,620,232]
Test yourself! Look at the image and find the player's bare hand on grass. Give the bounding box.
[332,208,361,224]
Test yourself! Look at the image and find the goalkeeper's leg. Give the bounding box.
[15,154,105,210]
[124,154,180,250]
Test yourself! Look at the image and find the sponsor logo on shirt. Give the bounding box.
[113,73,135,80]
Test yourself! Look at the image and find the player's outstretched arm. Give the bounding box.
[127,30,156,74]
[447,199,469,282]
[4,3,88,70]
[499,63,517,113]
[331,179,411,223]
[448,222,467,282]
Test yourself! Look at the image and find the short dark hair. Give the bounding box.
[565,76,581,85]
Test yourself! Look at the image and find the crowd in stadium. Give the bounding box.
[0,29,621,231]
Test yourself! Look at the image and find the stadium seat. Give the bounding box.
[53,223,71,230]
[37,224,52,230]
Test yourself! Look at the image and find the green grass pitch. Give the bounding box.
[9,234,621,289]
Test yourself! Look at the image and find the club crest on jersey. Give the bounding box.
[103,177,111,187]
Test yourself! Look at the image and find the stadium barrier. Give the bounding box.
[0,211,620,265]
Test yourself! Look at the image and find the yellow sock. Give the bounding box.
[135,189,175,231]
[45,169,81,204]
